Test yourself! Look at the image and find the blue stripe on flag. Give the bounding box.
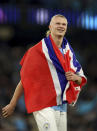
[44,36,68,100]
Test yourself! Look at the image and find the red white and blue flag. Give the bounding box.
[20,35,87,113]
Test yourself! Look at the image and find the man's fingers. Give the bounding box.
[66,74,73,81]
[2,107,7,112]
[2,109,6,113]
[2,113,8,118]
[2,107,9,118]
[66,75,72,78]
[65,72,74,80]
[65,72,73,75]
[2,110,8,115]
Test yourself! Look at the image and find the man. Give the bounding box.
[2,14,87,131]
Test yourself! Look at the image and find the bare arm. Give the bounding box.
[2,80,23,118]
[10,80,23,107]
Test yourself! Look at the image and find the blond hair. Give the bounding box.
[46,14,67,37]
[46,30,51,37]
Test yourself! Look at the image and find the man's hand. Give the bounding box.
[2,104,15,118]
[2,80,23,118]
[65,71,82,85]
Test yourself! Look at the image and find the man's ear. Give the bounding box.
[49,25,51,30]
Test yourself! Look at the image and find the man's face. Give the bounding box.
[49,16,68,37]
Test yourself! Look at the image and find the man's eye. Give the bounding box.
[56,23,60,25]
[63,23,66,26]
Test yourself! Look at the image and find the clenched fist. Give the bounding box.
[65,71,82,85]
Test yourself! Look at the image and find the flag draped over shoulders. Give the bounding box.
[20,35,87,113]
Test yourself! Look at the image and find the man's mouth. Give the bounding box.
[57,29,64,32]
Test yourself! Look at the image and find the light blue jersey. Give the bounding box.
[52,103,67,112]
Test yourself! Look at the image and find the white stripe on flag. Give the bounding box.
[63,82,70,101]
[63,43,77,71]
[42,39,62,105]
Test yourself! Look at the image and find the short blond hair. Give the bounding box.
[46,14,67,37]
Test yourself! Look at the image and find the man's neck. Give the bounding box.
[51,34,63,48]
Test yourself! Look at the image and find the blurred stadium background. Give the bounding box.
[0,0,97,131]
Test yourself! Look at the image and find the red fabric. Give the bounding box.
[50,35,87,104]
[20,36,87,113]
[20,42,57,113]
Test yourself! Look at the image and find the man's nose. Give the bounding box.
[59,24,65,28]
